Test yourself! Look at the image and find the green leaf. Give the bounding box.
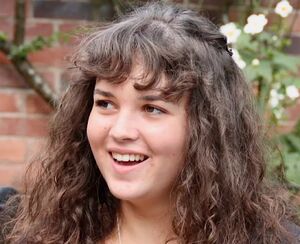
[284,152,300,185]
[244,60,273,83]
[244,65,259,82]
[283,77,300,88]
[237,32,259,52]
[273,52,300,73]
[284,134,300,152]
[0,31,7,41]
[257,61,273,82]
[9,31,69,59]
[257,32,273,44]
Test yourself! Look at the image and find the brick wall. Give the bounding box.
[0,0,299,189]
[0,0,89,188]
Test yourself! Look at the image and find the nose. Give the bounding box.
[109,110,139,142]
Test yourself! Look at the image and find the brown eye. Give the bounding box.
[95,100,114,109]
[144,105,165,115]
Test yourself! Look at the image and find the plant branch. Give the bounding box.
[0,39,59,108]
[0,0,59,108]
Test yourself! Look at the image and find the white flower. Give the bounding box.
[273,108,283,119]
[286,85,299,99]
[231,49,246,69]
[275,0,293,18]
[269,89,284,108]
[220,22,241,44]
[269,97,280,108]
[251,58,260,66]
[244,14,268,35]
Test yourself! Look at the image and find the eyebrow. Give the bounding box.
[94,88,168,102]
[140,94,167,102]
[94,89,115,98]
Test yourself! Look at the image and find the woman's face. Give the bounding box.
[87,65,187,204]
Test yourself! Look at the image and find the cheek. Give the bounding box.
[147,119,187,160]
[86,111,109,147]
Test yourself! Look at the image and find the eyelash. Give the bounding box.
[95,100,113,109]
[94,100,166,115]
[143,105,165,115]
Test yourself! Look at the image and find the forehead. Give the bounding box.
[96,63,168,91]
[94,58,191,104]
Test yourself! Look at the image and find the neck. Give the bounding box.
[118,199,177,244]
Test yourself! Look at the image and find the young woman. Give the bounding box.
[3,2,300,243]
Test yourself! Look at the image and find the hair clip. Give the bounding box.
[226,46,233,56]
[220,37,233,57]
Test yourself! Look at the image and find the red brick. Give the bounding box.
[0,92,19,112]
[25,93,53,114]
[277,121,297,134]
[291,13,300,33]
[25,117,50,136]
[26,138,46,161]
[26,21,54,40]
[287,100,300,122]
[39,70,55,83]
[0,0,15,17]
[245,0,300,9]
[27,46,72,68]
[36,69,56,91]
[0,0,31,18]
[0,117,49,137]
[58,22,82,45]
[0,138,27,163]
[0,18,14,39]
[0,51,11,65]
[266,12,300,33]
[25,0,32,18]
[0,164,25,187]
[59,22,81,33]
[0,64,29,88]
[274,0,300,9]
[199,0,225,6]
[228,6,243,22]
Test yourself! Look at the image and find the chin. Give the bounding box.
[107,181,149,202]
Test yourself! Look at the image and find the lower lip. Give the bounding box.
[110,154,148,174]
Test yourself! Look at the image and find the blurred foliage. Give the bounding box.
[9,32,67,60]
[279,120,300,185]
[221,0,300,188]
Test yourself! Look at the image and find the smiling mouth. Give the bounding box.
[109,152,149,166]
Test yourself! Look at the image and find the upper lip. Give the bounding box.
[107,147,149,157]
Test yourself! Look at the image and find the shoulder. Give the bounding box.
[283,220,300,243]
[0,187,18,214]
[0,187,19,225]
[0,187,19,242]
[0,187,18,206]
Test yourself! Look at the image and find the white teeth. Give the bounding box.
[116,154,122,161]
[122,154,129,161]
[112,152,146,162]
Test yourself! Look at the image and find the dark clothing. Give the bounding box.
[284,220,300,243]
[0,187,18,211]
[0,187,19,244]
[0,187,300,243]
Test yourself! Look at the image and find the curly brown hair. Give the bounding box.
[4,2,296,243]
